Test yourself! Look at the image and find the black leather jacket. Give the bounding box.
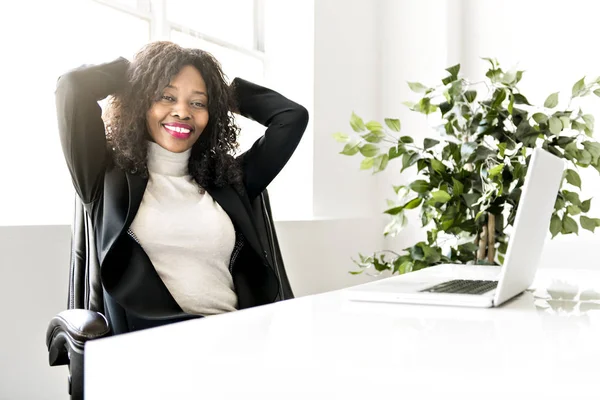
[55,58,308,328]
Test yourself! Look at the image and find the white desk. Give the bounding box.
[85,267,600,399]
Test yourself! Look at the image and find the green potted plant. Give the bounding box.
[334,59,600,275]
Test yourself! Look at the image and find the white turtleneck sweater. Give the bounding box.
[129,141,238,316]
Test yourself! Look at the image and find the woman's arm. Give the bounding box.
[55,57,129,204]
[232,78,309,201]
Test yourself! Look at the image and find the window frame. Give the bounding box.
[93,0,265,61]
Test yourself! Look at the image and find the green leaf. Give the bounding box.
[384,205,404,215]
[486,68,503,83]
[462,193,480,208]
[550,214,561,238]
[489,164,504,178]
[571,120,586,132]
[431,159,446,174]
[532,113,548,125]
[563,142,578,159]
[409,180,430,194]
[340,140,361,156]
[362,131,385,143]
[359,144,379,157]
[491,88,507,109]
[555,196,565,210]
[513,162,525,180]
[446,64,460,77]
[409,244,424,261]
[408,81,428,93]
[452,178,464,196]
[458,242,479,253]
[498,143,507,157]
[515,70,524,83]
[385,118,401,132]
[513,93,531,105]
[572,77,586,97]
[414,97,438,115]
[549,116,562,135]
[397,260,413,274]
[404,197,423,210]
[583,114,595,133]
[422,245,442,264]
[581,216,600,232]
[581,199,592,213]
[464,90,477,103]
[583,141,600,162]
[562,215,579,235]
[332,132,350,143]
[373,154,389,172]
[442,75,456,85]
[564,190,582,206]
[365,121,383,131]
[388,145,404,160]
[565,169,582,189]
[400,136,414,144]
[594,89,600,98]
[567,205,582,215]
[544,92,559,108]
[360,157,374,170]
[424,138,440,150]
[560,116,571,130]
[577,149,592,166]
[401,152,419,171]
[429,190,452,204]
[350,112,366,132]
[556,136,576,146]
[475,146,497,162]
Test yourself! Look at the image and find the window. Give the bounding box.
[166,0,257,51]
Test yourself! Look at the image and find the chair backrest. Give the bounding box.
[67,189,294,313]
[68,197,104,312]
[251,190,295,300]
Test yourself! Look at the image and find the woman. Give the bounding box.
[55,41,308,334]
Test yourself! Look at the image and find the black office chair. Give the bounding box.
[45,190,294,400]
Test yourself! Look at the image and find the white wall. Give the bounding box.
[313,0,382,219]
[0,226,70,400]
[263,0,315,220]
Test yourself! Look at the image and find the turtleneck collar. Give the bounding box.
[146,141,191,177]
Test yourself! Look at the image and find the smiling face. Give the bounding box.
[146,65,209,153]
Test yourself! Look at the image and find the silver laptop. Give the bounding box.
[346,147,565,308]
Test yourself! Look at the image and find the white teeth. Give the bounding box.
[165,125,191,134]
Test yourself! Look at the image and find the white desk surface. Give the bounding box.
[85,266,600,400]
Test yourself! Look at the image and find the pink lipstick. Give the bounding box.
[163,122,194,139]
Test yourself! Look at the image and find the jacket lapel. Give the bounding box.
[204,184,265,259]
[125,172,149,227]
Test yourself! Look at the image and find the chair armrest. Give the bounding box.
[46,309,110,366]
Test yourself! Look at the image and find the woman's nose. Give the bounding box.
[171,102,191,120]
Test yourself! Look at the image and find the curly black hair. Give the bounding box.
[105,41,243,191]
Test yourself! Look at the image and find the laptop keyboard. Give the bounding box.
[420,279,498,295]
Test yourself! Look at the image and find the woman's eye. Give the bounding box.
[192,102,206,108]
[161,95,175,102]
